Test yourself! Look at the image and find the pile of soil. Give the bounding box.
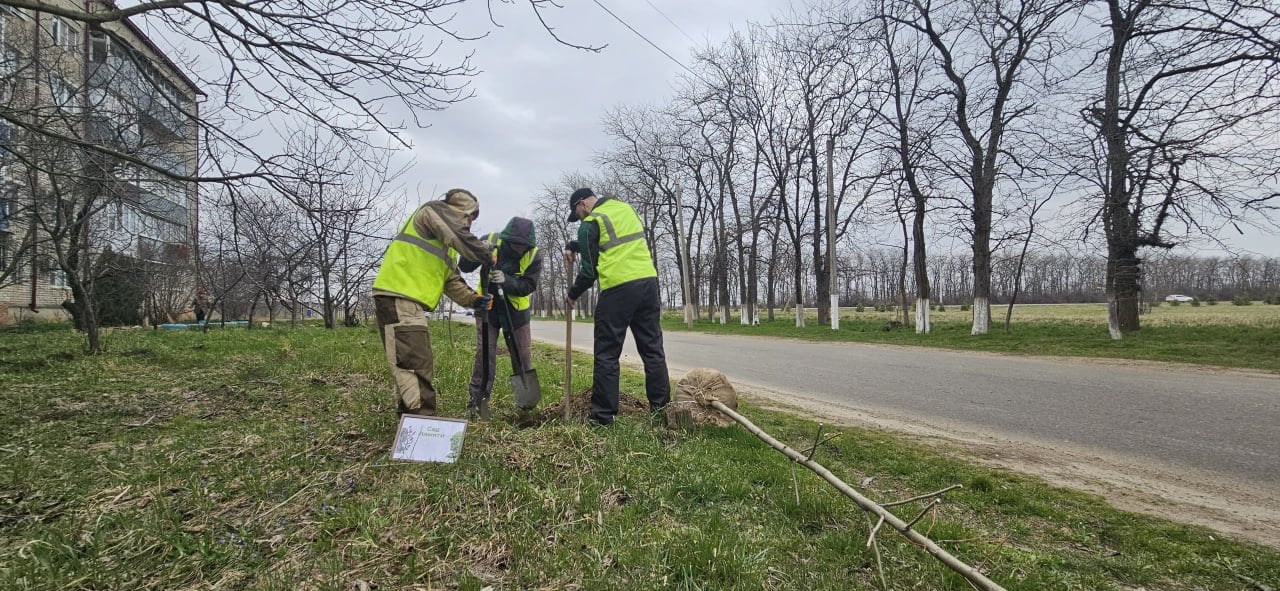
[664,368,739,428]
[529,386,650,426]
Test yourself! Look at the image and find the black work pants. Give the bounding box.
[591,277,670,424]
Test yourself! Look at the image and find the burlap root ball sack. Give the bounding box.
[665,368,739,427]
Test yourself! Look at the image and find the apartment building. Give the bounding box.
[0,0,201,324]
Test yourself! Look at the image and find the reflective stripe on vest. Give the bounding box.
[393,231,452,263]
[590,212,647,252]
[372,207,456,309]
[478,232,538,311]
[586,199,657,291]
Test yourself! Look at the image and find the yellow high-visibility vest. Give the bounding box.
[478,232,539,311]
[585,198,657,290]
[372,206,457,309]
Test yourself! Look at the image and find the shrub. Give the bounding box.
[1204,295,1217,305]
[1170,299,1181,306]
[1232,295,1253,306]
[855,303,864,312]
[1150,300,1162,307]
[937,304,947,312]
[960,303,970,312]
[1190,298,1201,307]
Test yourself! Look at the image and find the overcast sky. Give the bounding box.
[388,0,774,235]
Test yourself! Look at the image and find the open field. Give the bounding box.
[2,324,1278,589]
[671,301,1280,326]
[657,302,1280,373]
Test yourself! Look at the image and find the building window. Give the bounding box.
[118,203,139,234]
[51,18,78,52]
[0,195,9,231]
[48,75,75,111]
[90,29,109,63]
[0,230,21,282]
[50,268,68,288]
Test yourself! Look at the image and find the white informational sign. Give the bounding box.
[390,415,468,463]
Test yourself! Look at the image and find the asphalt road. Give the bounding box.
[527,319,1280,486]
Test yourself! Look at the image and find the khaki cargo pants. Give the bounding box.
[374,295,437,415]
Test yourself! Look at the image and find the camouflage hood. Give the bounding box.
[442,188,480,220]
[499,216,537,248]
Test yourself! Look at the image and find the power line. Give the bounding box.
[640,0,699,46]
[590,0,710,86]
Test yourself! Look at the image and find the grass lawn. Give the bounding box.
[656,303,1280,373]
[2,324,1278,589]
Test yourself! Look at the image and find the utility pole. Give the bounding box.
[827,136,839,330]
[673,181,694,329]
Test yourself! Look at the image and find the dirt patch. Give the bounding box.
[744,385,1280,550]
[529,386,650,426]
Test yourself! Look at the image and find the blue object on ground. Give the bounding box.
[160,323,188,330]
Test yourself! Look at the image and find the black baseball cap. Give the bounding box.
[567,187,594,222]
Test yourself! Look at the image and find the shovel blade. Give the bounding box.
[511,368,542,410]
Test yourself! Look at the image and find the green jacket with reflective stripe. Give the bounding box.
[477,232,539,311]
[584,198,657,291]
[372,207,457,309]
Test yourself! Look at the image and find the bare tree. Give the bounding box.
[884,0,1077,334]
[277,127,398,329]
[870,0,947,332]
[1079,0,1280,338]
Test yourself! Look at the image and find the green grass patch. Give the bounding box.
[657,304,1280,373]
[1,325,1278,589]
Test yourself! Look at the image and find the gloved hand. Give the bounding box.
[489,269,506,286]
[474,294,493,311]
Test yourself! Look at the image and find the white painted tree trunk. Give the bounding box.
[719,306,729,325]
[794,302,805,327]
[970,296,990,335]
[740,306,749,325]
[1107,294,1123,340]
[830,294,840,330]
[915,297,931,334]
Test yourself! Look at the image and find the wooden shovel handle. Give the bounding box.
[564,253,575,422]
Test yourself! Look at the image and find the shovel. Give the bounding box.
[495,286,542,410]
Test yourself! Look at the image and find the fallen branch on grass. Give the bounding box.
[708,400,1008,591]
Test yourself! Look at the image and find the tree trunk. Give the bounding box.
[1107,249,1142,336]
[766,231,779,322]
[898,222,910,327]
[913,192,930,334]
[68,277,101,355]
[793,252,805,328]
[1102,1,1141,339]
[971,210,993,335]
